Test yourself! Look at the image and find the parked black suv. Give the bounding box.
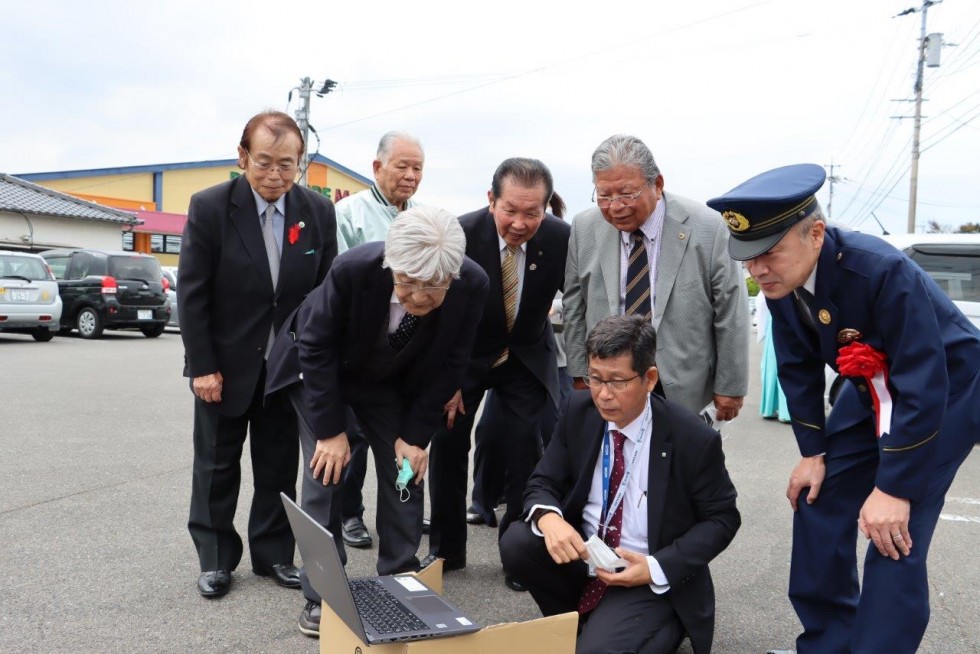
[41,249,171,339]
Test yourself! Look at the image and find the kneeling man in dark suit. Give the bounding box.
[500,315,741,654]
[266,206,489,637]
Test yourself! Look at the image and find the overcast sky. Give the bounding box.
[3,0,978,235]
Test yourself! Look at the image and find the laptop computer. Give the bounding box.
[281,493,482,644]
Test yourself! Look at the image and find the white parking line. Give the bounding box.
[940,514,980,524]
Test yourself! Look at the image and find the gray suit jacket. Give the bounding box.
[563,192,749,412]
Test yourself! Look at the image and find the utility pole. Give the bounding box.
[825,161,840,220]
[291,77,337,187]
[901,0,940,233]
[294,77,313,187]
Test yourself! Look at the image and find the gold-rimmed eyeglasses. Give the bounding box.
[592,187,646,209]
[583,373,641,392]
[242,147,299,175]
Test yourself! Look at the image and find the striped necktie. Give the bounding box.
[493,246,519,367]
[261,205,281,357]
[625,230,651,320]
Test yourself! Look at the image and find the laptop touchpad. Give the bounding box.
[406,594,454,614]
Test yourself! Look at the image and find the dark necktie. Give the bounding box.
[578,429,627,615]
[625,230,652,320]
[793,288,818,335]
[388,312,420,352]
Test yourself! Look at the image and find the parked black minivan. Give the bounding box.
[41,249,171,339]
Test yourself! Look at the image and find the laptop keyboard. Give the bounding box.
[349,579,428,635]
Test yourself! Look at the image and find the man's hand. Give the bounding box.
[713,394,743,421]
[310,432,351,485]
[595,548,653,587]
[443,390,465,429]
[394,437,428,483]
[859,487,912,560]
[787,455,826,511]
[192,372,223,403]
[572,377,589,391]
[537,512,587,565]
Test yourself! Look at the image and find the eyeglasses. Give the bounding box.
[242,147,299,175]
[592,186,646,209]
[583,373,641,392]
[394,281,451,295]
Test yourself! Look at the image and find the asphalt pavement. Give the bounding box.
[1,328,977,653]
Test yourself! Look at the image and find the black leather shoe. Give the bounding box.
[253,563,301,589]
[342,516,373,548]
[421,517,430,534]
[465,505,486,525]
[420,553,466,572]
[198,570,231,598]
[299,600,321,638]
[504,574,527,592]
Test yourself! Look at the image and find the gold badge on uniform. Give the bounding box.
[836,328,862,345]
[722,210,750,232]
[818,309,831,325]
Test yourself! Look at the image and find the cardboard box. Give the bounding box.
[320,560,578,653]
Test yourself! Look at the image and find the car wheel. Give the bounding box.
[32,328,55,342]
[141,324,165,338]
[76,307,104,339]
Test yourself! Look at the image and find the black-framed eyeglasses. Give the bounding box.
[242,147,298,175]
[592,187,646,209]
[393,281,451,295]
[583,373,641,392]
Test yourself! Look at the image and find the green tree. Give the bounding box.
[746,277,759,297]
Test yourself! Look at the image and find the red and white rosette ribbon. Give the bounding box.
[836,342,892,438]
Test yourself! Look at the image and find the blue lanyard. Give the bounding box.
[599,406,651,538]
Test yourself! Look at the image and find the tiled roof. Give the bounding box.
[0,173,139,225]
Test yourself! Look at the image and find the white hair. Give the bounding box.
[383,205,465,283]
[377,131,424,165]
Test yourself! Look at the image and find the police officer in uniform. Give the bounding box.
[708,163,980,654]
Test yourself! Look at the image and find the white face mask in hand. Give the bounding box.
[584,535,629,574]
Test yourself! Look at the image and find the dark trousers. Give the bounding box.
[295,386,424,603]
[188,369,298,572]
[339,407,368,520]
[500,521,684,654]
[789,417,975,654]
[428,356,547,563]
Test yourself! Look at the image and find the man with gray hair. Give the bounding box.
[563,134,749,420]
[332,130,425,549]
[265,206,489,637]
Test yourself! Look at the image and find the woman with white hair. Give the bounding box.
[265,205,489,638]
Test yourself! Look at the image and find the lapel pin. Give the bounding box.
[661,451,666,457]
[537,250,543,256]
[529,263,538,271]
[678,233,686,240]
[818,309,831,325]
[836,328,862,345]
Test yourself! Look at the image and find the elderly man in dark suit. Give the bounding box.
[422,158,570,591]
[500,315,741,654]
[265,206,489,638]
[178,111,338,599]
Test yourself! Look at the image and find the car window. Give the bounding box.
[108,256,161,281]
[0,254,51,281]
[66,252,96,279]
[44,255,70,279]
[905,245,980,303]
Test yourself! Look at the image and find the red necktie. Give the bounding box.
[578,429,627,614]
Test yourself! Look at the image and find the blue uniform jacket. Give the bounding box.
[770,227,980,500]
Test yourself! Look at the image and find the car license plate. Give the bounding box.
[138,310,152,320]
[10,289,31,301]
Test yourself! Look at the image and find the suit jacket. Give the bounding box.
[524,391,740,654]
[178,175,337,416]
[563,193,749,413]
[458,208,570,405]
[771,227,980,500]
[265,242,490,448]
